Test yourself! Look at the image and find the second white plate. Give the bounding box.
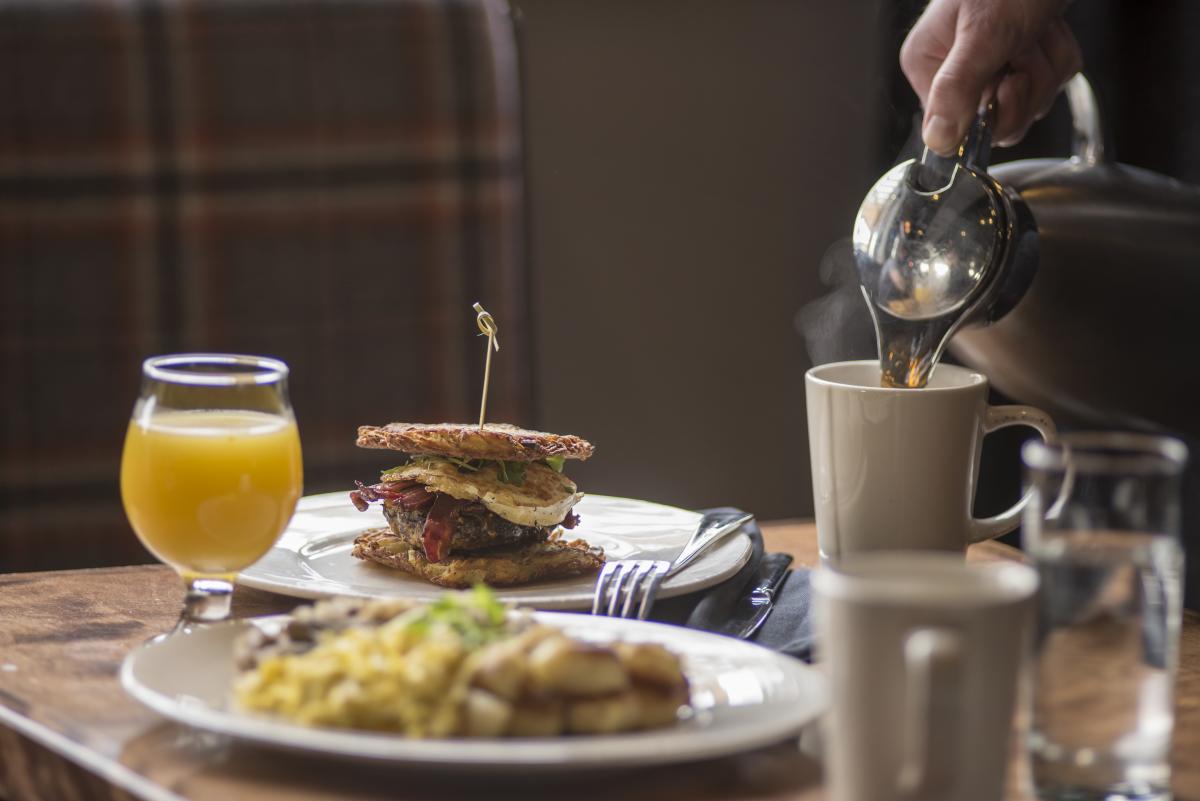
[122,612,824,770]
[239,493,754,610]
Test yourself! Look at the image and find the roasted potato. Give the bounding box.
[463,689,513,737]
[631,685,690,729]
[466,640,529,701]
[508,699,565,737]
[528,636,630,697]
[566,691,641,734]
[613,642,688,689]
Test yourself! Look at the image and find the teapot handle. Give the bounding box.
[1065,73,1106,165]
[919,72,1104,186]
[914,100,997,192]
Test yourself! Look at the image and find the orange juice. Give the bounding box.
[120,410,303,575]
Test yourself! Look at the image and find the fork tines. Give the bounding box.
[591,560,671,620]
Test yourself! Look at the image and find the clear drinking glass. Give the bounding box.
[120,354,303,624]
[1023,432,1188,801]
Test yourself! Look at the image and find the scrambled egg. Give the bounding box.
[234,590,689,738]
[236,618,469,736]
[387,459,582,527]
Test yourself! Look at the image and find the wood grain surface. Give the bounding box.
[0,524,1195,801]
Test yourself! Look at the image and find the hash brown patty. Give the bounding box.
[352,528,605,589]
[356,423,594,462]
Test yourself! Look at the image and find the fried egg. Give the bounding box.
[387,459,582,527]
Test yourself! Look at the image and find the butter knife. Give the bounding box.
[715,553,794,640]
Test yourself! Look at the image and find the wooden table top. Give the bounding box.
[0,522,1196,801]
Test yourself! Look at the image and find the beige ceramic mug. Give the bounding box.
[805,360,1056,561]
[814,552,1039,801]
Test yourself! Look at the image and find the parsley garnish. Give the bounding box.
[402,585,509,648]
[496,460,527,485]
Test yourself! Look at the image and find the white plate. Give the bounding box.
[121,613,824,769]
[239,493,754,610]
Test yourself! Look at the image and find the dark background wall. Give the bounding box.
[515,0,891,519]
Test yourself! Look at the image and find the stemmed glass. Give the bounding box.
[120,354,303,624]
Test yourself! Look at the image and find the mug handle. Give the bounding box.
[897,628,963,798]
[968,405,1057,544]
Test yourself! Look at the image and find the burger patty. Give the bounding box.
[382,502,551,554]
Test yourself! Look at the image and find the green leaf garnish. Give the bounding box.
[402,585,510,648]
[445,456,483,472]
[410,454,479,471]
[472,583,507,626]
[542,455,565,473]
[388,455,482,478]
[385,456,538,485]
[496,460,527,485]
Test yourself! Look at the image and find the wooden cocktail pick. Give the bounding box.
[472,302,500,429]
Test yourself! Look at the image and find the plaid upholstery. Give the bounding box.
[0,0,530,571]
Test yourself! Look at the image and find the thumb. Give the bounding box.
[922,25,1014,154]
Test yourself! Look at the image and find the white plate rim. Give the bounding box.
[120,612,824,770]
[238,492,754,610]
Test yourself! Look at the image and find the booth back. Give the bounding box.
[0,0,531,571]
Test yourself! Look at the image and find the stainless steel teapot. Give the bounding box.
[855,75,1200,439]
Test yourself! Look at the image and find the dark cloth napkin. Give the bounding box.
[649,508,815,661]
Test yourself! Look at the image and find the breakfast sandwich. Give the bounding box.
[349,423,603,588]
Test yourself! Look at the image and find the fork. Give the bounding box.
[590,511,754,620]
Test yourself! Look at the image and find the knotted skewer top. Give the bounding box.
[472,303,499,429]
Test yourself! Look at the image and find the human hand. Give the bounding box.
[901,0,1083,155]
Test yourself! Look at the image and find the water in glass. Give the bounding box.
[1023,434,1187,801]
[1028,531,1182,800]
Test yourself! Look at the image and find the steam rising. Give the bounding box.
[796,238,876,366]
[798,118,925,367]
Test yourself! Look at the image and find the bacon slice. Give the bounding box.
[422,494,465,563]
[395,486,434,510]
[350,479,424,511]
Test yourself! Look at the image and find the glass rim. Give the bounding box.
[1022,431,1188,475]
[142,353,289,387]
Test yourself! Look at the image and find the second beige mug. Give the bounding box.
[814,552,1039,801]
[805,360,1056,561]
